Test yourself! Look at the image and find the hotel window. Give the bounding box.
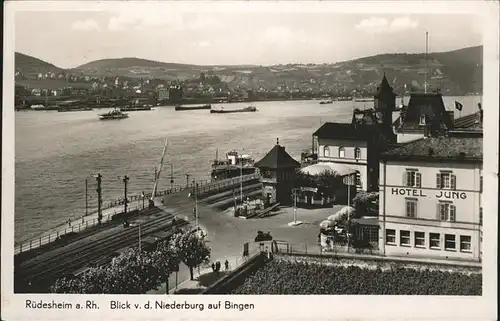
[436,171,456,189]
[405,199,418,218]
[414,231,425,248]
[429,233,440,249]
[444,234,456,251]
[404,169,421,188]
[400,230,411,246]
[419,115,427,126]
[323,146,330,157]
[479,207,483,225]
[386,229,396,244]
[438,202,456,222]
[338,147,345,158]
[354,147,361,159]
[460,235,472,252]
[355,172,362,188]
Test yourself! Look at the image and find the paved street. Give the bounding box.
[148,200,345,294]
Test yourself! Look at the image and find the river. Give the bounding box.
[14,96,481,243]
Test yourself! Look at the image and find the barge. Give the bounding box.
[210,106,257,114]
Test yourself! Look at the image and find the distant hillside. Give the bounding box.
[15,52,62,75]
[347,46,482,94]
[15,45,483,95]
[74,57,200,70]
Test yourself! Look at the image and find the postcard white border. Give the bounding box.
[2,1,498,320]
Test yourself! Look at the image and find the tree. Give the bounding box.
[315,170,343,196]
[152,239,181,293]
[105,248,162,294]
[170,231,211,280]
[352,191,379,217]
[50,266,111,294]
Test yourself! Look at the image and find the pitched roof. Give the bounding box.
[254,143,300,169]
[399,93,453,131]
[380,136,482,163]
[351,109,379,125]
[453,111,483,131]
[375,74,395,98]
[313,122,379,140]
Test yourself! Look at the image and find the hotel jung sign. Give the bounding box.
[391,188,467,200]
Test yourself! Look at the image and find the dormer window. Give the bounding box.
[419,115,427,126]
[338,147,345,158]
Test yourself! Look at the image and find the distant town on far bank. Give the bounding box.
[14,45,482,109]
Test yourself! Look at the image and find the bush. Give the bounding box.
[231,260,482,295]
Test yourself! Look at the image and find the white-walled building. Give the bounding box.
[378,135,483,262]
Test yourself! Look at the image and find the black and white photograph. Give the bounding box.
[2,1,498,320]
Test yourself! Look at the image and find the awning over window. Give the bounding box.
[300,163,357,177]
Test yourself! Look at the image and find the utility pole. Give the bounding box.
[85,178,88,216]
[194,181,199,228]
[293,188,297,222]
[240,160,243,205]
[95,173,102,224]
[141,191,145,210]
[424,31,429,94]
[123,175,129,215]
[170,164,174,191]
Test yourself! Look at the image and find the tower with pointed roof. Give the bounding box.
[374,73,397,140]
[254,138,301,205]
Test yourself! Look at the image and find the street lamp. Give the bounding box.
[288,188,303,227]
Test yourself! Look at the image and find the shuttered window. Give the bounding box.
[437,202,456,222]
[437,172,456,189]
[404,170,421,188]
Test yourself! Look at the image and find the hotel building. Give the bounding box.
[378,135,483,261]
[311,74,397,192]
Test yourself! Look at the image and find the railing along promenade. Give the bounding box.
[14,173,260,255]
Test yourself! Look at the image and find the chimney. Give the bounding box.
[447,111,455,128]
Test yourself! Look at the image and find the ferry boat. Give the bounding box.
[211,150,257,181]
[98,109,129,120]
[210,106,257,114]
[175,104,211,111]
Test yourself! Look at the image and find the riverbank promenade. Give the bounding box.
[14,173,259,255]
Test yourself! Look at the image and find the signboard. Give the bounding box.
[343,174,356,186]
[390,188,467,200]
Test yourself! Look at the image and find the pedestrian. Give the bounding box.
[211,262,215,272]
[67,219,71,227]
[224,259,229,271]
[215,260,221,273]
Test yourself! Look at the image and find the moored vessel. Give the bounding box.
[211,150,257,181]
[175,104,211,111]
[120,105,153,111]
[57,107,92,112]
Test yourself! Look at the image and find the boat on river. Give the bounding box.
[98,109,129,120]
[211,150,257,181]
[57,107,92,112]
[319,100,333,105]
[210,106,257,114]
[175,104,211,111]
[354,97,375,103]
[120,105,152,111]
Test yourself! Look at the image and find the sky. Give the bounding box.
[13,3,484,69]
